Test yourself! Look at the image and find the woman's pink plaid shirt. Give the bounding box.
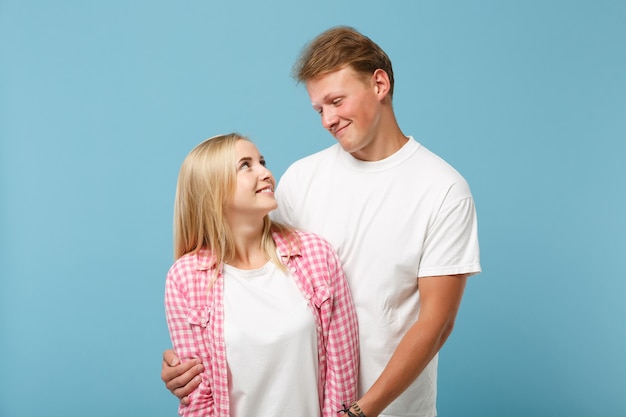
[165,230,359,417]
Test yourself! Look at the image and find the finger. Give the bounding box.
[172,373,202,400]
[162,357,199,384]
[162,349,179,366]
[165,363,203,396]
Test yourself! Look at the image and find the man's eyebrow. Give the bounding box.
[317,93,335,104]
[312,92,342,107]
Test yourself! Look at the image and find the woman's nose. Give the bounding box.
[259,165,272,181]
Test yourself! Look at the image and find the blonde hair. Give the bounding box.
[293,26,395,97]
[173,133,296,273]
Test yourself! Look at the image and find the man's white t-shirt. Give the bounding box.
[273,137,481,417]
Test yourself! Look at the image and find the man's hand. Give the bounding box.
[161,349,203,406]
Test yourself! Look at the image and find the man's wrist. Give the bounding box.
[349,401,366,417]
[339,401,367,417]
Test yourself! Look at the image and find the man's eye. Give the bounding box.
[333,98,342,105]
[260,159,267,167]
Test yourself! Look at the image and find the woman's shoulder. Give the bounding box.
[291,230,338,259]
[167,249,216,279]
[291,229,330,245]
[273,228,333,251]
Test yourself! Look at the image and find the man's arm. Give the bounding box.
[354,274,468,417]
[161,349,203,406]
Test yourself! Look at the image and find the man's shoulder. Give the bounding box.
[277,145,340,194]
[414,142,470,185]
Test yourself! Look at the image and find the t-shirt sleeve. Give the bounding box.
[417,192,481,278]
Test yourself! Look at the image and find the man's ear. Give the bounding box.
[372,68,391,98]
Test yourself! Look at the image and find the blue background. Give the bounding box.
[1,1,625,416]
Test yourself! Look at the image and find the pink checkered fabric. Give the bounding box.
[165,230,359,417]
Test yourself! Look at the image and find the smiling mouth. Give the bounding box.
[333,124,348,137]
[257,188,273,194]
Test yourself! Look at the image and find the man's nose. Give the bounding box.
[321,108,338,130]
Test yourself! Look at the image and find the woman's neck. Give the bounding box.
[227,221,268,270]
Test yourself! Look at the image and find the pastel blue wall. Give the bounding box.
[1,1,624,416]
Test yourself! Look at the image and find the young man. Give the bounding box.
[162,26,481,417]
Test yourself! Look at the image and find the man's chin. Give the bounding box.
[336,136,356,152]
[340,144,364,158]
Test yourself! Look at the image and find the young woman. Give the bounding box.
[164,133,359,417]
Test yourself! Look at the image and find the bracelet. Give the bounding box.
[338,403,356,417]
[350,401,367,417]
[338,402,367,417]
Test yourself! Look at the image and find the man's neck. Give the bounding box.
[351,127,408,162]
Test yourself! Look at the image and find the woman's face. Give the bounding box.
[226,140,277,219]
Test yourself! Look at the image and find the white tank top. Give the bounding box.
[223,261,320,416]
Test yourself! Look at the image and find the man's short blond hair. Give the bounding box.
[292,26,395,97]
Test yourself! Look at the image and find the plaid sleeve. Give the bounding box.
[318,240,360,417]
[164,257,215,417]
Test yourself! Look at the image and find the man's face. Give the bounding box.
[306,66,382,160]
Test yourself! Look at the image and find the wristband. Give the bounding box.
[350,401,366,417]
[338,402,366,417]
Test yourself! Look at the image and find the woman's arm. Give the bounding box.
[164,265,214,416]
